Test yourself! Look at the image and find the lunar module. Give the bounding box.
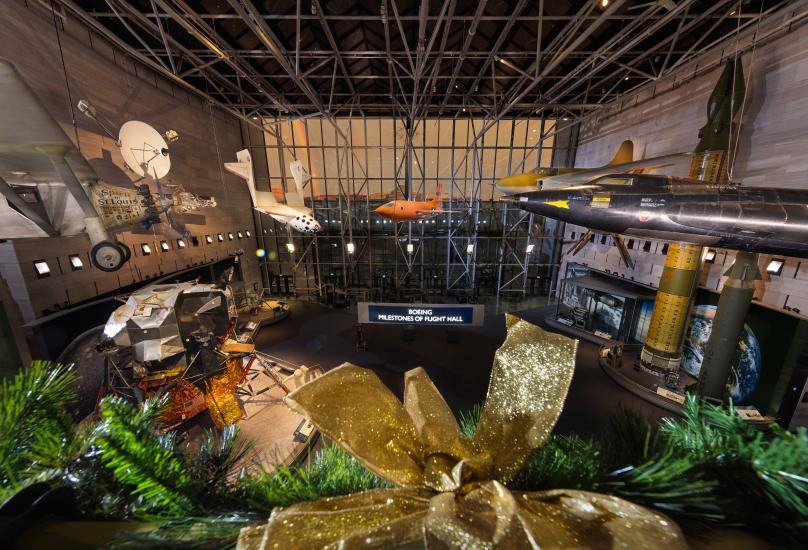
[99,271,267,427]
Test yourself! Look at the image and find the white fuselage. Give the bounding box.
[258,203,321,234]
[224,151,322,234]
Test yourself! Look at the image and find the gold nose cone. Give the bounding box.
[496,173,540,193]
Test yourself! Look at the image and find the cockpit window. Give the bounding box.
[382,201,396,208]
[595,176,636,186]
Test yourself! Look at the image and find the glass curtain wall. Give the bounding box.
[255,116,567,302]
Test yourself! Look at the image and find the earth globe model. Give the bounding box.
[681,304,762,402]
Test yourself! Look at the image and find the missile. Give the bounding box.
[501,173,808,259]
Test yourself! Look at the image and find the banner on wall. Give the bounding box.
[358,302,484,326]
[90,182,216,230]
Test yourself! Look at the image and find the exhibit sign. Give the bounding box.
[357,302,484,326]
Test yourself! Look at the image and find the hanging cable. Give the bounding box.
[728,0,765,182]
[49,1,81,151]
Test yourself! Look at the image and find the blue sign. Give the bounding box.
[358,302,484,326]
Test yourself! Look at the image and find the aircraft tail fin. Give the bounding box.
[608,140,634,166]
[286,160,310,207]
[224,149,257,206]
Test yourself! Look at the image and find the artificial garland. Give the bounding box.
[0,317,806,548]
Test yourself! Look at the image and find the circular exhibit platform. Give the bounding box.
[238,299,291,333]
[598,347,774,428]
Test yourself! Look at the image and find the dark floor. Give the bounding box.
[253,301,671,437]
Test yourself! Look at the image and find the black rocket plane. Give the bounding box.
[503,59,808,260]
[501,173,808,259]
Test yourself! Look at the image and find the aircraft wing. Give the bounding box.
[549,152,691,186]
[414,208,442,219]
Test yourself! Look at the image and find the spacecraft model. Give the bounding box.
[225,150,321,234]
[98,271,287,427]
[502,173,808,259]
[374,184,444,221]
[495,139,689,194]
[0,59,216,272]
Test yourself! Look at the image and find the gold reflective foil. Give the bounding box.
[239,315,687,549]
[206,356,245,427]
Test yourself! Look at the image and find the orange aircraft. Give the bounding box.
[374,184,443,221]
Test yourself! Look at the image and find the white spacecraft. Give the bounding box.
[225,150,321,234]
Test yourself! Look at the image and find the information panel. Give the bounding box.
[358,302,484,326]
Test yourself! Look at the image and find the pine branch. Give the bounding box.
[0,362,77,500]
[238,444,389,511]
[185,425,253,507]
[94,395,196,516]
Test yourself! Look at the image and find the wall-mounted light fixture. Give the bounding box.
[245,230,251,237]
[33,260,50,278]
[228,232,234,240]
[177,239,186,249]
[237,231,243,239]
[767,258,785,276]
[69,255,84,270]
[704,249,717,263]
[286,243,295,253]
[217,234,224,242]
[466,243,474,254]
[160,240,170,252]
[141,244,152,255]
[526,243,535,254]
[406,243,414,254]
[205,235,213,244]
[346,242,355,254]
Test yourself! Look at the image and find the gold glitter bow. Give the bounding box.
[239,315,686,549]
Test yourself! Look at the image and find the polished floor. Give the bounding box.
[253,301,670,436]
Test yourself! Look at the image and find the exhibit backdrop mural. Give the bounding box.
[633,288,808,415]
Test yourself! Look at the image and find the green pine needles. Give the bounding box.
[1,363,807,548]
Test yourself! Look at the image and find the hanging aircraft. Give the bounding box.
[495,140,690,194]
[501,173,808,259]
[0,59,214,271]
[374,184,444,221]
[224,150,321,234]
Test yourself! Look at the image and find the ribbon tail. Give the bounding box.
[515,489,688,549]
[239,488,432,550]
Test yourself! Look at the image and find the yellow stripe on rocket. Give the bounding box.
[544,199,570,209]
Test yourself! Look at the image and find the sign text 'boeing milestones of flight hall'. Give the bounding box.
[357,303,485,326]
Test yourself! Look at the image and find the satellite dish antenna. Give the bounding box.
[118,120,172,179]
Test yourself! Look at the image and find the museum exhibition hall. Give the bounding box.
[3,0,808,548]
